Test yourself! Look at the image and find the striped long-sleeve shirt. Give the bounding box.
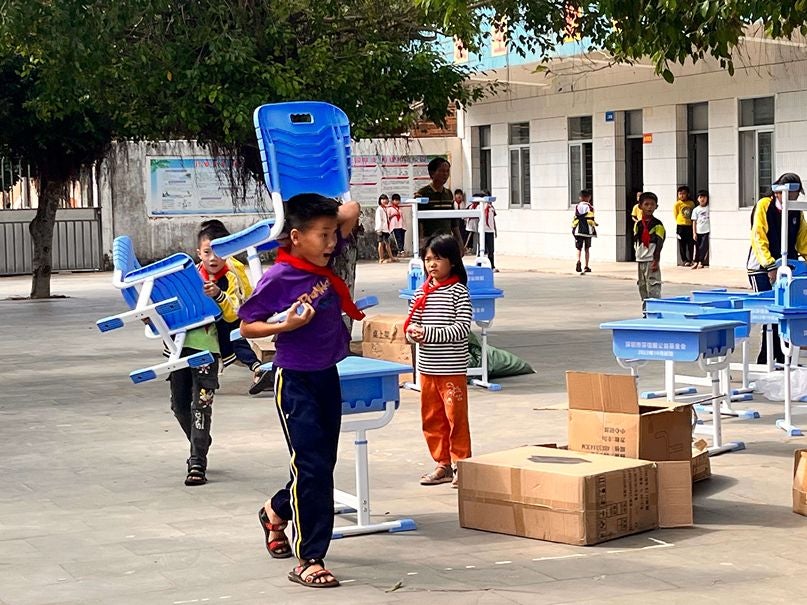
[407,282,473,375]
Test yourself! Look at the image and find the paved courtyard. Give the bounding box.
[2,260,807,604]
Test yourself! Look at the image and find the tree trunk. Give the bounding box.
[29,176,64,299]
[332,233,359,335]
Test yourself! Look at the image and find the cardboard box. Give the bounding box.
[360,341,414,382]
[691,439,712,483]
[656,461,693,527]
[249,336,276,364]
[458,446,658,545]
[362,314,409,344]
[793,449,807,516]
[566,372,693,461]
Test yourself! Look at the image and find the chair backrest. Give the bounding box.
[112,236,142,309]
[253,101,351,200]
[121,253,221,334]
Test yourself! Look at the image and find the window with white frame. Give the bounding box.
[568,116,593,205]
[477,125,491,194]
[687,103,709,194]
[739,97,774,208]
[508,122,530,207]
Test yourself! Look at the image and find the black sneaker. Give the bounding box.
[584,266,591,273]
[575,261,582,273]
[249,370,275,395]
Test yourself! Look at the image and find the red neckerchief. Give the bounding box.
[640,217,652,248]
[275,248,365,321]
[198,263,229,283]
[388,205,402,221]
[403,275,461,333]
[468,202,494,229]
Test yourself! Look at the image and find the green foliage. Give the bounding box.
[417,0,807,79]
[0,0,487,180]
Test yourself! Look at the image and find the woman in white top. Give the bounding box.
[374,194,395,263]
[691,190,710,269]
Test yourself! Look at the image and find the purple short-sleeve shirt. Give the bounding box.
[238,258,350,372]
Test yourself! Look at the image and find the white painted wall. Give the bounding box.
[460,40,807,270]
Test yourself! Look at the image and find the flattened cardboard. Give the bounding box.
[566,371,639,414]
[656,461,693,527]
[360,342,414,382]
[362,314,409,344]
[793,449,807,516]
[566,371,693,461]
[691,439,711,483]
[458,446,658,545]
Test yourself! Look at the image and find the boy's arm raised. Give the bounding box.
[338,200,361,239]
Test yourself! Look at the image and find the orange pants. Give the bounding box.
[420,374,471,465]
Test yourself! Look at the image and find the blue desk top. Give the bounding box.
[399,287,503,300]
[335,356,412,379]
[600,318,743,333]
[261,356,412,379]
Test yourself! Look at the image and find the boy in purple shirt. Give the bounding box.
[239,194,361,589]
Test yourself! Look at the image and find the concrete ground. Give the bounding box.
[1,258,806,605]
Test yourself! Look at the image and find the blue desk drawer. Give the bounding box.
[610,328,735,362]
[340,373,401,415]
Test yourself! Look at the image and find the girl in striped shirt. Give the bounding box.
[405,234,473,487]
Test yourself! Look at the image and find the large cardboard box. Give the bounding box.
[248,336,276,364]
[691,439,712,483]
[458,446,658,545]
[362,314,409,344]
[360,342,414,382]
[566,372,693,461]
[793,449,807,516]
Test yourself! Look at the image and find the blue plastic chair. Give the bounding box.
[211,101,352,286]
[97,236,221,384]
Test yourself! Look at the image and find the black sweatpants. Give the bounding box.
[270,366,342,561]
[749,271,784,364]
[484,232,495,269]
[169,349,220,470]
[677,225,694,264]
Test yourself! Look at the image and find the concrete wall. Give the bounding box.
[461,39,807,269]
[100,137,463,262]
[99,141,264,264]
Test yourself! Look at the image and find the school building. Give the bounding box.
[450,27,807,269]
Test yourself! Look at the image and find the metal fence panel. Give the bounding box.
[0,208,102,275]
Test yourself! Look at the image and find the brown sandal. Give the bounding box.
[420,464,453,485]
[288,559,340,588]
[258,507,292,559]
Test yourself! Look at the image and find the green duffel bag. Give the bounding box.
[468,332,535,379]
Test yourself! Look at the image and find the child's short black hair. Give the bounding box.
[378,194,389,205]
[579,189,592,198]
[454,188,464,196]
[427,157,450,177]
[284,194,340,232]
[639,191,658,204]
[677,185,690,194]
[697,189,710,198]
[198,219,230,243]
[391,193,401,201]
[420,233,468,285]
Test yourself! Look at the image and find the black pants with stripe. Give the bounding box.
[270,366,342,561]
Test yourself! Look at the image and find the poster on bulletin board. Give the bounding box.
[349,154,448,205]
[146,156,268,216]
